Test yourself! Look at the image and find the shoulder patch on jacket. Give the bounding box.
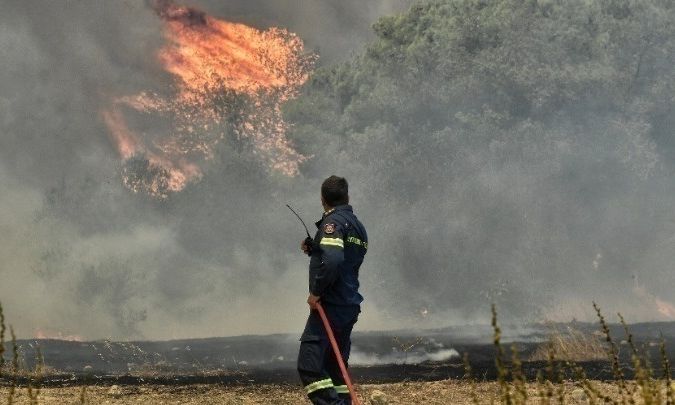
[324,223,336,234]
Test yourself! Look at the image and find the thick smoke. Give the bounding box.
[282,0,675,328]
[1,0,674,341]
[0,0,410,339]
[195,0,414,64]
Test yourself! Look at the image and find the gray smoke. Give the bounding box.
[0,0,411,339]
[196,0,414,64]
[351,338,460,366]
[280,0,675,330]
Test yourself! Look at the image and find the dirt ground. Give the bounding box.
[1,380,665,404]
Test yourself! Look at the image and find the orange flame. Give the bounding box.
[655,297,675,319]
[101,108,139,160]
[633,280,675,320]
[102,0,315,198]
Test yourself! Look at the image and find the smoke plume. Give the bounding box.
[1,0,674,341]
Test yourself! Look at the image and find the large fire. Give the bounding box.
[102,0,315,198]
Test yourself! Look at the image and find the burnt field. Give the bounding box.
[2,321,674,387]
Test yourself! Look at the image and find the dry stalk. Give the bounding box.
[643,346,662,404]
[7,327,18,405]
[555,362,564,405]
[546,342,556,402]
[80,385,88,405]
[463,352,481,405]
[617,316,637,404]
[510,344,527,404]
[593,302,628,403]
[491,304,512,405]
[536,370,550,405]
[26,346,44,405]
[660,336,673,405]
[0,302,5,376]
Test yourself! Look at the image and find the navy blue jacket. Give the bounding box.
[309,205,368,306]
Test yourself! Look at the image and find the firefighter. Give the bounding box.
[297,175,368,405]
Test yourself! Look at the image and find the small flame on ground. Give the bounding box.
[35,329,84,342]
[633,280,675,320]
[655,297,675,319]
[102,0,315,198]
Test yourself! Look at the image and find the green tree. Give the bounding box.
[284,0,675,319]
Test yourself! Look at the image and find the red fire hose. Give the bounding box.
[315,302,361,405]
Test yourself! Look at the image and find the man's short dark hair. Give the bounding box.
[321,176,349,207]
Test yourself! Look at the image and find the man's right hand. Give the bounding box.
[301,237,313,256]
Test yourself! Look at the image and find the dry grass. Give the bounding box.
[529,326,606,362]
[0,380,674,404]
[2,302,675,404]
[476,302,675,405]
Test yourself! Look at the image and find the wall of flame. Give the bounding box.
[102,0,315,198]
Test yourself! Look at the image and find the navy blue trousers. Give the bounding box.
[297,305,360,405]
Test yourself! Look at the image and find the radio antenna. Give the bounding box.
[286,204,311,238]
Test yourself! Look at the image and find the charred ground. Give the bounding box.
[2,320,674,387]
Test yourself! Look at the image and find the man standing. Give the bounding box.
[298,176,368,405]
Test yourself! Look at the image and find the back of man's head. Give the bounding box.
[321,176,349,207]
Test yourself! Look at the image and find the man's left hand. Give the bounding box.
[307,294,320,309]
